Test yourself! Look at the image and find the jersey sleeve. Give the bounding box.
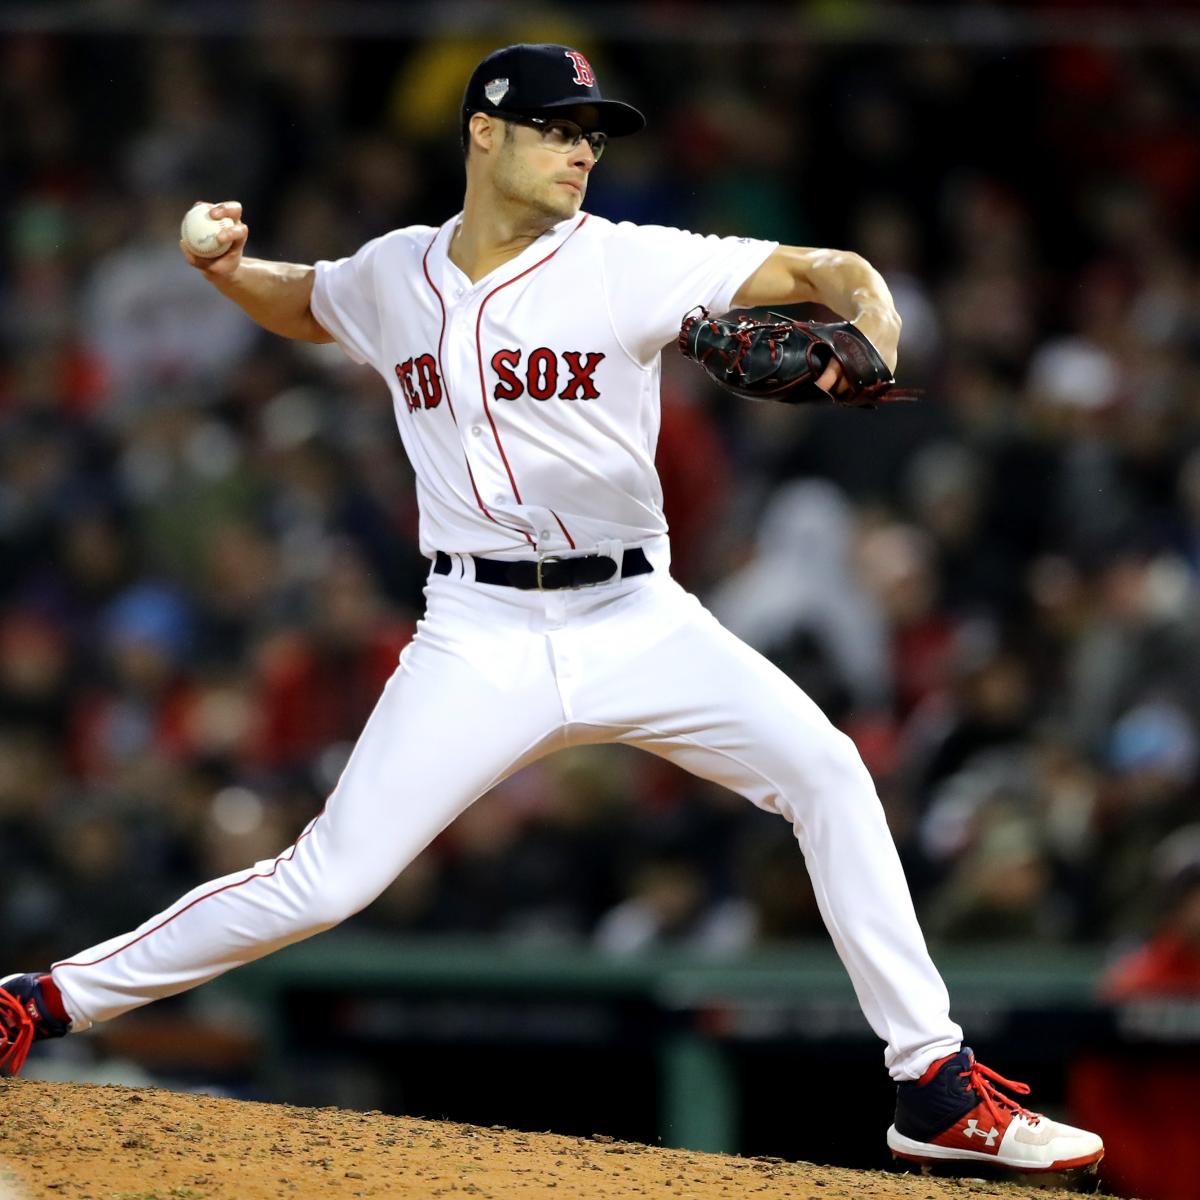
[601,223,778,364]
[310,236,386,367]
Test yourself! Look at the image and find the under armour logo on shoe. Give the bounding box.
[963,1119,999,1146]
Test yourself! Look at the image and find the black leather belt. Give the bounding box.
[433,548,653,591]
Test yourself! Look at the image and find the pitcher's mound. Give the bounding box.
[0,1080,1115,1199]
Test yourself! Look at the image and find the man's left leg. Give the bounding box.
[572,575,958,1079]
[569,574,1102,1174]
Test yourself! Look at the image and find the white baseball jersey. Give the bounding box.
[310,213,777,562]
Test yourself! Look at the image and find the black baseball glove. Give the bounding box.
[677,308,920,407]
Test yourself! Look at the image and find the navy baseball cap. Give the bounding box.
[461,43,645,146]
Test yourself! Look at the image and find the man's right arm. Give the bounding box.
[180,201,334,345]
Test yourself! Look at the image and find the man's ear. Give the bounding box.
[469,111,498,155]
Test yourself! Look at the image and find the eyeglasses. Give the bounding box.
[489,110,608,161]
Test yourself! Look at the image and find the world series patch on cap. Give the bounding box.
[461,43,645,141]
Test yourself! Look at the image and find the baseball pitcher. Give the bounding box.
[1,43,1102,1181]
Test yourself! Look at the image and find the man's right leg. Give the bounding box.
[45,575,566,1032]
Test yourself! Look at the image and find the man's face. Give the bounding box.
[487,118,597,220]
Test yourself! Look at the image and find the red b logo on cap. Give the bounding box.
[564,49,595,87]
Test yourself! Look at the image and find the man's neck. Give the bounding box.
[449,187,566,283]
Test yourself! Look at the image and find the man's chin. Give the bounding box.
[532,190,580,220]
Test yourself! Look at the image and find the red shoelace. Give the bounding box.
[965,1059,1042,1127]
[0,989,35,1076]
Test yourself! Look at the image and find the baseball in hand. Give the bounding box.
[181,204,235,257]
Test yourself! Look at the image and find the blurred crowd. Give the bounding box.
[2,9,1200,998]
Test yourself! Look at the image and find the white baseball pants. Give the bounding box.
[52,564,962,1080]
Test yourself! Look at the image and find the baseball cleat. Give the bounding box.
[887,1048,1103,1178]
[0,973,71,1076]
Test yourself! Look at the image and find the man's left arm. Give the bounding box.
[731,245,901,373]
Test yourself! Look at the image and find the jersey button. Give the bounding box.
[471,425,482,436]
[493,493,506,504]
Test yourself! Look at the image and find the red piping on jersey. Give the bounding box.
[422,234,534,547]
[475,214,589,544]
[52,814,324,970]
[550,510,576,549]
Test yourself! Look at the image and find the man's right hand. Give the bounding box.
[178,206,331,344]
[180,201,249,279]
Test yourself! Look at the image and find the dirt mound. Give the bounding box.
[0,1080,1113,1200]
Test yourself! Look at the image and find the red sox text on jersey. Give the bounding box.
[396,349,606,411]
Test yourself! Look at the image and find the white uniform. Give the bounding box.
[51,211,962,1080]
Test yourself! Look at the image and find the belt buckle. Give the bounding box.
[535,555,563,591]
